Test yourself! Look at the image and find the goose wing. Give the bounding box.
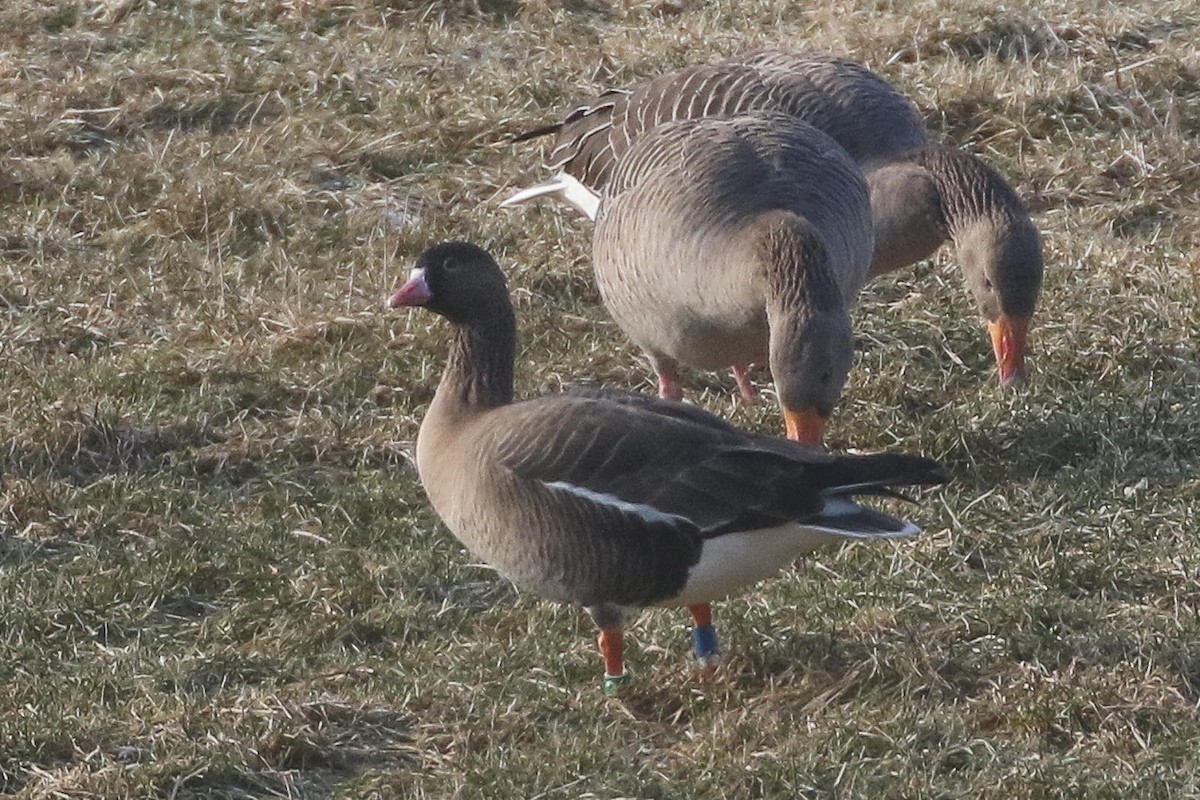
[489,392,938,539]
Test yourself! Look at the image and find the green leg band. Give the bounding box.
[602,673,630,695]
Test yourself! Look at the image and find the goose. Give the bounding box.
[503,49,1044,386]
[592,111,874,445]
[389,241,944,693]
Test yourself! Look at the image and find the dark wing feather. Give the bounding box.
[490,394,735,497]
[488,393,835,536]
[519,478,701,607]
[645,447,826,537]
[511,122,563,143]
[802,452,946,494]
[489,390,945,535]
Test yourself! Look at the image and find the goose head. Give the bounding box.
[769,307,854,446]
[958,220,1043,387]
[388,241,511,324]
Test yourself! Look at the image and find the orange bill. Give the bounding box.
[987,315,1031,387]
[784,407,827,447]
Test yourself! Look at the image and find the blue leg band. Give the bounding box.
[691,624,720,660]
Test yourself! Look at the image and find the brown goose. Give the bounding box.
[389,241,944,693]
[503,49,1044,386]
[592,111,873,445]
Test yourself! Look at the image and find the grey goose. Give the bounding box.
[389,241,944,693]
[592,111,874,445]
[504,49,1044,386]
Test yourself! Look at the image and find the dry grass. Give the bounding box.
[2,0,1199,797]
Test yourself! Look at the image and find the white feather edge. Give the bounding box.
[500,173,601,220]
[542,481,687,526]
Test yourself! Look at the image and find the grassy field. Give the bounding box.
[2,0,1199,797]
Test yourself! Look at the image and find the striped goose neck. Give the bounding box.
[757,213,842,317]
[912,146,1043,318]
[438,309,516,412]
[914,146,1031,241]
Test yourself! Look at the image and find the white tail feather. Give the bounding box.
[500,173,601,220]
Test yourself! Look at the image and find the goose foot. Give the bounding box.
[658,376,683,401]
[651,356,685,401]
[657,369,683,401]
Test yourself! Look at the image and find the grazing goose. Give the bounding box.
[593,111,874,445]
[503,49,1044,386]
[390,241,944,693]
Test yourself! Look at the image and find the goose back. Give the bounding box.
[549,50,928,192]
[593,111,873,372]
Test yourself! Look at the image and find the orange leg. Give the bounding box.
[658,375,683,401]
[731,365,759,404]
[688,603,713,627]
[688,603,721,671]
[597,626,624,677]
[597,625,629,695]
[657,365,684,401]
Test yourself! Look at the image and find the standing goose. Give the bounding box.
[390,241,944,693]
[503,49,1044,386]
[593,111,874,445]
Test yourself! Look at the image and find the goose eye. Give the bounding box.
[983,278,995,290]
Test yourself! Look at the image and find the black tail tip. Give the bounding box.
[510,123,564,143]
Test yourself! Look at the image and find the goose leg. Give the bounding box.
[688,603,721,671]
[731,364,759,404]
[589,605,629,694]
[650,356,684,401]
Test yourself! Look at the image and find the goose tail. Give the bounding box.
[499,173,601,219]
[811,453,945,538]
[511,122,564,143]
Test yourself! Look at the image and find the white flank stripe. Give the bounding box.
[542,481,686,525]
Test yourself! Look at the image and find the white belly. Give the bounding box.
[656,525,831,607]
[659,521,911,608]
